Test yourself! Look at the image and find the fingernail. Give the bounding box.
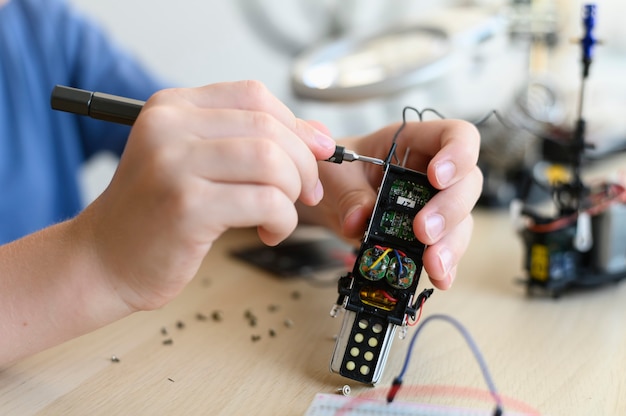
[425,214,445,241]
[314,129,336,150]
[437,275,452,290]
[437,248,453,277]
[435,161,456,187]
[440,268,456,290]
[343,204,362,226]
[314,179,324,203]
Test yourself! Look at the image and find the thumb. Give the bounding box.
[341,195,375,240]
[320,162,378,240]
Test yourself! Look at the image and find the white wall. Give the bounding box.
[68,1,289,90]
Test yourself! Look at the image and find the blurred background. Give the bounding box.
[69,0,626,207]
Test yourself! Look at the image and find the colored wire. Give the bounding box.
[411,288,434,310]
[526,181,626,233]
[366,248,392,271]
[387,314,503,416]
[381,290,398,303]
[393,249,404,277]
[408,295,426,327]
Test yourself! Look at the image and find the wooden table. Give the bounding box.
[1,158,625,415]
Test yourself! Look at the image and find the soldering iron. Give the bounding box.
[50,85,384,166]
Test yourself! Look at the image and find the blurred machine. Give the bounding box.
[511,4,626,297]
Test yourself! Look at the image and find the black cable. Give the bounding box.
[387,106,447,164]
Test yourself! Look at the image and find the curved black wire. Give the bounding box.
[387,107,447,165]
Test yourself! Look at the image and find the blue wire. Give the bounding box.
[395,314,503,409]
[393,249,403,278]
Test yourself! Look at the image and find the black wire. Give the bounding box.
[471,107,593,157]
[389,103,609,182]
[472,109,517,130]
[387,106,447,164]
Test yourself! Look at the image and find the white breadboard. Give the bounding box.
[304,393,534,416]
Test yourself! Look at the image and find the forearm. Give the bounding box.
[0,218,131,366]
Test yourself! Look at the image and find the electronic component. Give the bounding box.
[514,3,626,297]
[330,163,436,384]
[305,393,517,416]
[518,179,626,297]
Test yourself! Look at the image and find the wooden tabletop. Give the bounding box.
[1,158,625,416]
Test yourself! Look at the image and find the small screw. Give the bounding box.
[251,335,261,342]
[176,320,185,329]
[337,385,351,396]
[167,377,175,382]
[160,327,168,336]
[162,338,173,345]
[195,313,207,321]
[211,311,223,322]
[267,304,279,312]
[291,290,301,300]
[244,310,258,326]
[268,329,276,337]
[110,355,120,363]
[284,318,294,328]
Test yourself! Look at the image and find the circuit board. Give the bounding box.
[330,163,436,384]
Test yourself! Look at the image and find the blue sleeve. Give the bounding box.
[31,0,168,158]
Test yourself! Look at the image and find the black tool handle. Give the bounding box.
[51,85,145,126]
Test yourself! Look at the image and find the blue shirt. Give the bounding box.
[0,0,163,243]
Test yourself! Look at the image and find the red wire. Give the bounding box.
[408,296,426,327]
[527,181,626,233]
[382,290,398,302]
